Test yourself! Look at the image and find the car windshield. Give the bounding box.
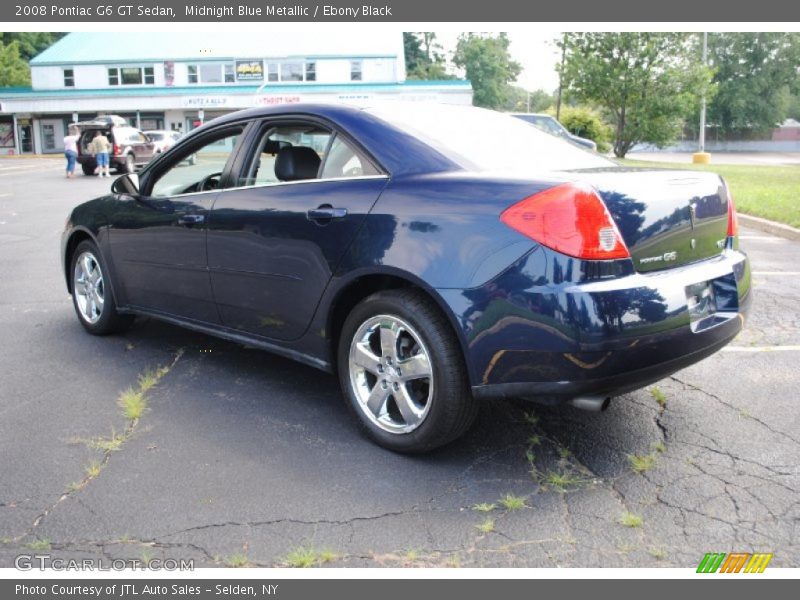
[148,133,165,141]
[368,104,611,172]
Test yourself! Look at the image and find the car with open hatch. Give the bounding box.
[61,103,751,453]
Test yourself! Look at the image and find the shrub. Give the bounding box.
[549,105,613,153]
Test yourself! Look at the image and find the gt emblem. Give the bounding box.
[663,251,678,261]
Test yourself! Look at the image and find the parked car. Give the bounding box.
[511,113,598,151]
[76,115,157,175]
[61,104,751,453]
[143,129,182,154]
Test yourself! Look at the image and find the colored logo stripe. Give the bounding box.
[744,553,773,573]
[697,553,726,573]
[720,553,750,573]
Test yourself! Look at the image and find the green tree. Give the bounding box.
[403,32,454,80]
[705,33,800,133]
[503,87,554,113]
[0,41,31,87]
[453,33,522,109]
[559,33,712,157]
[0,33,66,62]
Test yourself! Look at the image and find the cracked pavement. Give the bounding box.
[1,158,797,568]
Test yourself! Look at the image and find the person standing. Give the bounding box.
[91,130,111,178]
[63,126,79,179]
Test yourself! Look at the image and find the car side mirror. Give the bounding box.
[112,173,139,195]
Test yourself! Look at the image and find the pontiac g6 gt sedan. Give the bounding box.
[61,103,751,453]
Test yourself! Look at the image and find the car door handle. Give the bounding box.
[177,214,205,226]
[307,206,347,221]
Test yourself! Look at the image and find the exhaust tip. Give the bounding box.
[569,396,611,412]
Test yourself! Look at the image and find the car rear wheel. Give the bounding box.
[70,240,133,335]
[338,289,478,453]
[81,163,94,176]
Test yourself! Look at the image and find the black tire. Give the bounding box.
[81,163,94,176]
[69,240,134,335]
[337,289,478,453]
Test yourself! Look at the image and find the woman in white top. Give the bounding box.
[63,126,79,178]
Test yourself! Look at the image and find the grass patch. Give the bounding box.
[652,441,667,454]
[475,518,495,534]
[618,511,643,528]
[282,546,336,568]
[650,387,667,409]
[118,388,147,420]
[619,159,800,228]
[648,547,668,560]
[498,493,527,511]
[527,435,541,446]
[542,470,583,493]
[79,427,127,453]
[25,539,51,551]
[472,502,496,513]
[137,369,160,393]
[224,553,249,568]
[557,447,572,459]
[628,453,658,474]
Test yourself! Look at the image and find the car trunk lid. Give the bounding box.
[569,167,731,272]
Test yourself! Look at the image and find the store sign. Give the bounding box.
[256,95,302,106]
[236,60,264,81]
[181,96,231,108]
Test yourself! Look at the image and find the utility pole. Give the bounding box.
[693,32,710,163]
[556,33,567,120]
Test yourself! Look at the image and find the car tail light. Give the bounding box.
[726,188,738,238]
[113,143,120,156]
[500,182,630,260]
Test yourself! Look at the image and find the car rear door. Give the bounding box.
[207,119,388,341]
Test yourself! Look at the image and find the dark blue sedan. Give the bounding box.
[61,103,751,452]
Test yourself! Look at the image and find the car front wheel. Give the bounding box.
[70,240,133,335]
[338,289,478,453]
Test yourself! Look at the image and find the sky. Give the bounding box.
[430,31,563,94]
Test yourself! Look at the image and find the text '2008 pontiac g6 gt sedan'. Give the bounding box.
[61,103,751,453]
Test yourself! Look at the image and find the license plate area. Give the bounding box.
[686,274,738,333]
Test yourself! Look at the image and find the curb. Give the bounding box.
[0,154,60,160]
[739,214,800,242]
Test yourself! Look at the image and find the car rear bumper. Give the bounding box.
[437,245,751,401]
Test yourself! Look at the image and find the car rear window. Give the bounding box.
[367,104,612,173]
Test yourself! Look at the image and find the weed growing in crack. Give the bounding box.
[282,546,337,568]
[618,511,643,528]
[527,434,541,446]
[499,493,527,511]
[25,539,51,551]
[648,547,667,560]
[224,553,250,568]
[542,470,583,493]
[651,441,667,454]
[523,411,540,426]
[650,387,667,408]
[628,453,657,474]
[118,388,147,420]
[472,502,496,513]
[475,518,495,533]
[445,554,461,568]
[84,460,103,479]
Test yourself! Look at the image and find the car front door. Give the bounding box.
[207,121,388,341]
[108,125,247,323]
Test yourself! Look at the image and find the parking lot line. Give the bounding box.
[751,271,800,275]
[722,345,800,352]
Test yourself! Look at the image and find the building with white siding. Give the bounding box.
[0,32,472,154]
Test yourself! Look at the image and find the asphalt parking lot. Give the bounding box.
[1,156,798,568]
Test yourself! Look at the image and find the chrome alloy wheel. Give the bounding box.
[73,251,105,325]
[348,315,434,434]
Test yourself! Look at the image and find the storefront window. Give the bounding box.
[281,62,304,82]
[350,60,363,81]
[187,65,198,84]
[305,62,316,82]
[63,69,74,87]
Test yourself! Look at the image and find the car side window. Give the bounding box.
[320,135,379,179]
[240,124,331,187]
[150,128,243,198]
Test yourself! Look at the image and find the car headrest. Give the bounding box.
[275,146,320,181]
[263,139,290,155]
